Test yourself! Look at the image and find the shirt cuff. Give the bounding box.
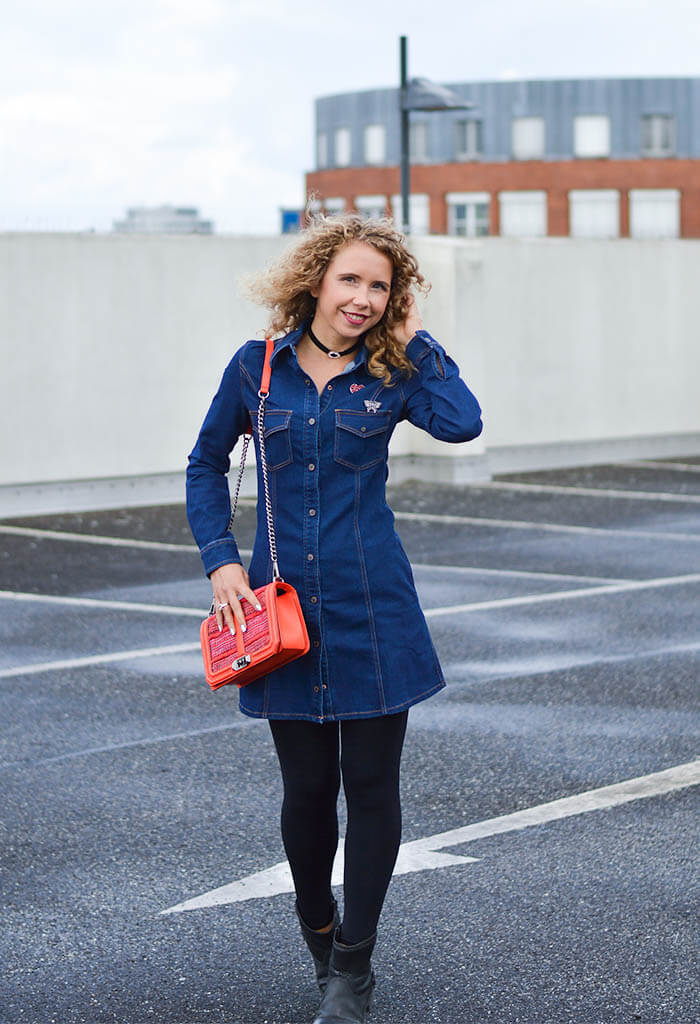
[405,330,438,364]
[405,331,446,379]
[200,537,243,577]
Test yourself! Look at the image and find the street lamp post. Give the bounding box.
[399,35,474,235]
[399,36,411,235]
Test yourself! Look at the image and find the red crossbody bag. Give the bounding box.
[200,338,310,690]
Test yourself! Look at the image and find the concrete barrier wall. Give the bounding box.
[1,232,699,514]
[1,233,288,485]
[473,237,700,444]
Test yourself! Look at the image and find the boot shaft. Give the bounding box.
[312,929,377,1024]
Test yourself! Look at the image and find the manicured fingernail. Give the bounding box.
[229,626,235,636]
[241,622,247,633]
[218,623,222,633]
[255,603,262,611]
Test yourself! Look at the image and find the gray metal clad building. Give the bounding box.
[307,77,700,238]
[314,77,700,166]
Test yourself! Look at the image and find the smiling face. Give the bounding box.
[310,240,393,349]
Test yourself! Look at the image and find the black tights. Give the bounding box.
[269,711,408,946]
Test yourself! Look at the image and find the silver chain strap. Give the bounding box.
[228,388,281,581]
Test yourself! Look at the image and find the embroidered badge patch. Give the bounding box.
[363,399,382,413]
[349,383,365,393]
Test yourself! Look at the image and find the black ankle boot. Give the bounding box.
[312,928,376,1024]
[296,899,341,992]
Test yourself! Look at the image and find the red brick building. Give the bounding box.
[305,78,700,238]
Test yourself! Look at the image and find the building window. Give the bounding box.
[354,195,388,220]
[511,117,545,160]
[391,193,430,235]
[335,128,351,167]
[323,197,346,215]
[446,192,490,237]
[629,189,680,238]
[499,191,547,237]
[455,119,482,160]
[569,190,620,238]
[410,121,430,162]
[641,115,675,157]
[573,116,611,158]
[317,133,328,169]
[364,124,386,165]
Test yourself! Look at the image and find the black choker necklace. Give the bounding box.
[308,324,364,359]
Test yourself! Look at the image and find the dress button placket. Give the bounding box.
[303,375,324,714]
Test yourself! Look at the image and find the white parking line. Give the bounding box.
[423,572,700,618]
[0,524,198,551]
[160,757,700,912]
[613,460,700,474]
[0,589,204,616]
[2,572,699,679]
[0,522,257,560]
[481,481,700,504]
[412,564,626,585]
[442,639,700,685]
[0,719,251,771]
[3,514,700,551]
[0,642,201,680]
[393,510,700,543]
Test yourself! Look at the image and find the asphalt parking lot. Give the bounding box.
[1,458,699,1024]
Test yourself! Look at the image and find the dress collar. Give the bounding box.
[269,321,369,369]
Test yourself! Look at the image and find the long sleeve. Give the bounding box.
[186,348,250,576]
[400,330,482,441]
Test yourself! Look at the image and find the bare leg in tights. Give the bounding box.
[269,711,408,945]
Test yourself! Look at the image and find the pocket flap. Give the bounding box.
[335,409,391,438]
[249,408,292,437]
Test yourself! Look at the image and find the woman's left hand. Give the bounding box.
[393,293,424,349]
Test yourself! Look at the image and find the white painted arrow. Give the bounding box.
[161,758,700,915]
[160,842,478,914]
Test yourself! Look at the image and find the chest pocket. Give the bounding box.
[250,408,293,470]
[334,409,392,470]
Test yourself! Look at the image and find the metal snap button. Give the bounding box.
[308,417,316,425]
[311,596,318,603]
[308,462,315,471]
[307,553,314,561]
[309,509,316,516]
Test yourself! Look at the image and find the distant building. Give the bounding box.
[113,205,214,234]
[306,76,700,238]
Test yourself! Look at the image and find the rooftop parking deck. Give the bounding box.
[1,458,699,1024]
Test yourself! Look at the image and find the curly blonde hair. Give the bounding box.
[248,214,429,384]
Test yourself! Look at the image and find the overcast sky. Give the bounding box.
[1,0,698,234]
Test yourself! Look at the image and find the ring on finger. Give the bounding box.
[217,602,229,610]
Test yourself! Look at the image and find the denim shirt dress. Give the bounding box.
[186,325,482,723]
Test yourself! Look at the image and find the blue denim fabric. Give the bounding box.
[186,325,482,722]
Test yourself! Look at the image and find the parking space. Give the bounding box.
[1,459,699,1024]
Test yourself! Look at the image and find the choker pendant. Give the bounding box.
[308,324,364,359]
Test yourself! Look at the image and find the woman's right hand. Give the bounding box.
[210,563,261,635]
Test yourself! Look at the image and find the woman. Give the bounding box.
[186,214,482,1024]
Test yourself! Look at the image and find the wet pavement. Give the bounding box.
[1,459,698,1024]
